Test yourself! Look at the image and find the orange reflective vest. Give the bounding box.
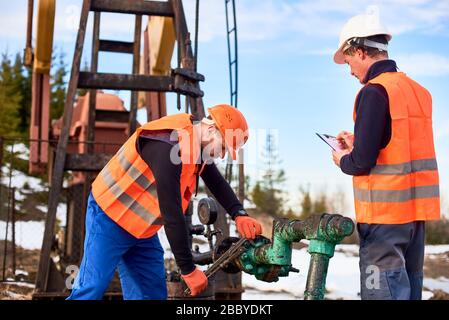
[92,113,205,238]
[352,72,440,224]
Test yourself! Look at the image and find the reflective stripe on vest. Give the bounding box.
[92,113,200,238]
[354,185,440,203]
[369,158,438,175]
[352,72,440,224]
[100,150,158,224]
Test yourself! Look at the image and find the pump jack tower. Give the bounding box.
[29,0,211,298]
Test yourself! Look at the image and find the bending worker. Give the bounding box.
[331,14,440,299]
[68,104,263,300]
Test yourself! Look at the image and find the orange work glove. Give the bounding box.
[235,216,263,239]
[181,267,208,296]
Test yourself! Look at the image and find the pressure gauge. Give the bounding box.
[197,197,218,225]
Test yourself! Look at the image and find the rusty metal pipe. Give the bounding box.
[27,0,34,48]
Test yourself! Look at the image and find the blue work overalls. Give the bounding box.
[67,193,167,300]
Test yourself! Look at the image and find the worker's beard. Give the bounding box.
[201,142,222,164]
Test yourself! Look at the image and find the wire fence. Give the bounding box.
[0,136,120,286]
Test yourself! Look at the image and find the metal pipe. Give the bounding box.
[24,0,34,67]
[128,14,142,135]
[304,253,330,300]
[26,0,34,49]
[232,214,354,297]
[87,11,100,155]
[192,251,213,265]
[193,0,199,72]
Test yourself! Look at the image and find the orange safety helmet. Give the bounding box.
[207,104,249,160]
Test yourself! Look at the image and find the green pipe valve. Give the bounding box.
[217,213,354,299]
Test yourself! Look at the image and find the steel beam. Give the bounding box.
[95,110,130,123]
[78,72,173,92]
[64,154,112,171]
[90,0,174,16]
[99,40,134,54]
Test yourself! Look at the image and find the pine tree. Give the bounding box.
[251,132,285,216]
[251,182,266,213]
[299,186,329,220]
[313,193,328,214]
[299,185,313,219]
[0,53,21,136]
[13,53,32,136]
[50,49,67,120]
[283,207,297,219]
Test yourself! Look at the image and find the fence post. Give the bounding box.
[1,137,7,281]
[11,187,16,279]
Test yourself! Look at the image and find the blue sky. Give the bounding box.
[1,0,449,216]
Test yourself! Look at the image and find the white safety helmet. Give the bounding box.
[334,13,392,64]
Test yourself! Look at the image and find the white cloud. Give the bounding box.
[396,53,449,77]
[2,0,449,48]
[193,0,449,43]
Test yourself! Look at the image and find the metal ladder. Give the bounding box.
[224,0,238,183]
[225,0,238,108]
[34,0,206,296]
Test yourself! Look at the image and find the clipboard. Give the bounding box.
[316,133,343,151]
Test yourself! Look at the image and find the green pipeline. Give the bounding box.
[234,214,354,295]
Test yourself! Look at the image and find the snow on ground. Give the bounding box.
[35,205,47,213]
[6,143,29,161]
[425,245,449,255]
[0,220,44,250]
[56,203,67,227]
[334,244,359,256]
[0,201,68,250]
[422,290,434,300]
[325,247,361,299]
[15,269,29,276]
[424,277,449,293]
[1,167,46,192]
[2,281,35,289]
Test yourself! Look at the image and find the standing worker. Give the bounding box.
[68,104,263,300]
[331,13,440,300]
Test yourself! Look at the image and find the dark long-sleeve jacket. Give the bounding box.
[137,136,244,275]
[340,59,397,175]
